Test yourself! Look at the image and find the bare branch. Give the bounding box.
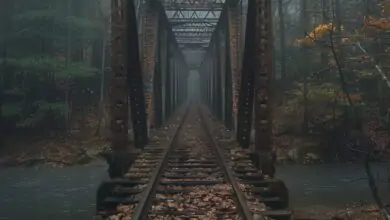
[354,41,390,88]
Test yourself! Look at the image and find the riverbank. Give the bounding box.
[0,135,109,168]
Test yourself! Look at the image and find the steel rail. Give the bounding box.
[131,105,191,220]
[197,106,255,220]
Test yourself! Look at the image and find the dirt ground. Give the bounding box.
[0,133,109,168]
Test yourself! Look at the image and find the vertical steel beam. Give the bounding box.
[254,0,274,177]
[126,0,148,149]
[226,4,240,130]
[110,0,128,153]
[172,57,177,108]
[172,57,177,111]
[236,0,256,148]
[212,45,217,114]
[220,31,227,122]
[153,19,163,128]
[215,34,223,119]
[141,6,158,130]
[161,51,166,120]
[209,59,214,110]
[165,49,172,118]
[208,59,212,107]
[107,0,147,178]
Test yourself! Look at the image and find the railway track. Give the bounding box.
[95,105,291,220]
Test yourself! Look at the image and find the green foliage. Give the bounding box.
[2,103,24,117]
[2,101,67,128]
[16,101,67,128]
[66,16,104,31]
[1,0,104,133]
[4,56,97,77]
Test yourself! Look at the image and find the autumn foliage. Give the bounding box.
[295,23,334,46]
[364,15,390,29]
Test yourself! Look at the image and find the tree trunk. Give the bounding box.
[65,0,72,131]
[0,0,9,146]
[300,0,309,133]
[320,0,328,67]
[96,20,109,136]
[277,0,286,79]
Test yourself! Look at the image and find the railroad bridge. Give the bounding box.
[97,0,290,219]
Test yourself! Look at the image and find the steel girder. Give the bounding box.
[173,27,214,32]
[107,0,188,178]
[141,7,159,130]
[162,0,224,49]
[140,0,188,130]
[162,0,224,11]
[236,0,255,150]
[175,31,212,38]
[226,5,240,129]
[252,0,274,177]
[199,1,240,128]
[108,0,148,178]
[198,0,275,178]
[170,19,218,26]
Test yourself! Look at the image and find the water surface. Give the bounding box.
[0,162,390,219]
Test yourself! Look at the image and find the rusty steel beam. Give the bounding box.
[253,0,274,177]
[107,0,147,178]
[127,0,148,150]
[154,0,189,116]
[226,3,240,129]
[110,0,128,153]
[141,6,159,130]
[236,0,255,149]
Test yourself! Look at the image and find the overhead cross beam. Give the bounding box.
[162,2,224,11]
[173,27,215,32]
[161,0,224,48]
[175,31,213,38]
[162,0,224,11]
[169,18,219,25]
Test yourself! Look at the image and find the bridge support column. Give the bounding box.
[253,0,275,177]
[236,0,256,149]
[107,0,148,178]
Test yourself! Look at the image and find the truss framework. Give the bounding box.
[161,0,225,50]
[175,31,212,38]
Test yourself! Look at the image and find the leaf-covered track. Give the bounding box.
[95,105,291,220]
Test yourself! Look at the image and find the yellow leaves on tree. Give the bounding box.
[295,23,333,46]
[294,23,347,46]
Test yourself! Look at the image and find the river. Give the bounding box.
[0,161,390,220]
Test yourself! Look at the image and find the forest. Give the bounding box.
[0,0,390,167]
[271,0,390,164]
[0,0,110,166]
[1,0,390,219]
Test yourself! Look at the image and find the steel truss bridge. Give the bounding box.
[108,0,275,196]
